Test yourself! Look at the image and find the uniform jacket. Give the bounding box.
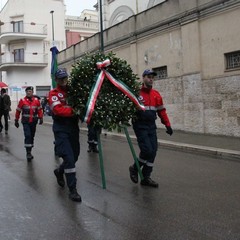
[48,86,78,128]
[0,93,11,111]
[48,86,73,118]
[134,85,171,127]
[15,96,43,123]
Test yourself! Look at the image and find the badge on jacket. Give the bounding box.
[51,96,58,101]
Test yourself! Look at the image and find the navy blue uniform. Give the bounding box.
[15,95,43,155]
[49,86,80,191]
[133,85,171,178]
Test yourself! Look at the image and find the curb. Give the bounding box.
[86,129,240,161]
[44,122,240,161]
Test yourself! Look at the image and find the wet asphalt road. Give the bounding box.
[0,122,240,240]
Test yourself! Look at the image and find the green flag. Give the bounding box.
[50,46,59,88]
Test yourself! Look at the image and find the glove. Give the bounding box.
[39,118,43,125]
[166,126,173,136]
[74,109,81,116]
[14,119,19,128]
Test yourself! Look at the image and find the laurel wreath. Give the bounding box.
[67,52,141,131]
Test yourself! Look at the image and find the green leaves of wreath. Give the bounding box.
[67,52,141,131]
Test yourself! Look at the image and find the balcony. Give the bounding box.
[0,21,47,44]
[65,19,99,32]
[0,51,48,71]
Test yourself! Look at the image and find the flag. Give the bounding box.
[50,46,59,89]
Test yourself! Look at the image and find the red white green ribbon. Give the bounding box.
[83,59,145,124]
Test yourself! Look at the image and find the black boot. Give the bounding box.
[69,189,82,202]
[87,143,93,152]
[26,148,33,162]
[92,144,99,153]
[129,165,138,183]
[54,168,65,187]
[140,177,159,188]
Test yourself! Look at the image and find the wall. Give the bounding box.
[58,0,240,137]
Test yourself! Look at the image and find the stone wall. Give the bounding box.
[58,0,240,137]
[154,73,240,137]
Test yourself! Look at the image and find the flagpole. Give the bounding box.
[50,10,55,46]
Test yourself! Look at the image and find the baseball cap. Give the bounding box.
[55,68,68,79]
[142,69,157,77]
[25,86,34,92]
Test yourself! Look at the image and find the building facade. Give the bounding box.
[98,0,166,29]
[0,0,100,104]
[0,0,66,102]
[58,0,240,137]
[65,10,98,47]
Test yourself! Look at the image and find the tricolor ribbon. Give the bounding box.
[83,59,145,124]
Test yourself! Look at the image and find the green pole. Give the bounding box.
[123,126,143,180]
[97,131,106,189]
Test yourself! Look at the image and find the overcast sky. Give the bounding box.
[0,0,97,16]
[64,0,97,15]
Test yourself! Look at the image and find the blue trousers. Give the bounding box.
[87,125,101,145]
[133,125,158,178]
[23,122,37,150]
[53,123,80,191]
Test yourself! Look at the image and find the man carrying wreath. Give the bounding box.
[129,69,173,188]
[48,68,82,202]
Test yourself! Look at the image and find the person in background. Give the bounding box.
[48,68,82,202]
[0,88,11,134]
[14,86,43,161]
[129,69,173,188]
[41,97,48,115]
[33,94,41,100]
[87,125,101,153]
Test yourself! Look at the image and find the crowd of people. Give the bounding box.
[0,67,173,202]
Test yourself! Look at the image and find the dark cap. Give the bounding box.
[55,68,68,79]
[142,69,157,77]
[1,88,6,93]
[25,86,34,92]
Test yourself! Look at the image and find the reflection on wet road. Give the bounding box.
[0,122,240,240]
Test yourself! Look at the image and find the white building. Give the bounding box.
[98,0,166,29]
[0,0,66,102]
[65,9,98,47]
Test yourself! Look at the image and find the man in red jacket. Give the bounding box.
[15,86,43,162]
[48,68,81,202]
[129,69,173,187]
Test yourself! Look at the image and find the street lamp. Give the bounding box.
[50,10,55,44]
[99,0,104,52]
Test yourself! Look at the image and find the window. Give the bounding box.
[14,49,24,62]
[153,66,168,79]
[36,86,51,97]
[12,21,23,33]
[225,51,240,70]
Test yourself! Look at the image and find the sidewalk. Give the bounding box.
[103,127,240,161]
[43,116,240,161]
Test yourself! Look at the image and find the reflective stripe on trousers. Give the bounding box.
[23,122,37,149]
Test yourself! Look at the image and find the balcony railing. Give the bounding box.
[0,52,48,70]
[65,19,99,31]
[0,22,47,43]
